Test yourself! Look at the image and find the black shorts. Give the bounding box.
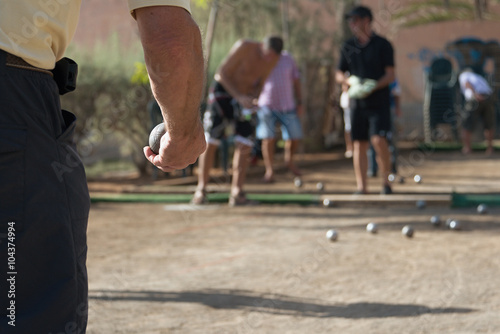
[350,106,392,141]
[0,51,90,333]
[205,81,254,145]
[462,95,496,131]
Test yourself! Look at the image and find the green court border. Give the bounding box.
[90,192,320,206]
[451,192,500,208]
[418,142,500,151]
[91,192,500,207]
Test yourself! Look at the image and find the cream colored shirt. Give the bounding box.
[128,0,190,18]
[0,0,190,70]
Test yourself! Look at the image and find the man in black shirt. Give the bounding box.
[336,5,395,194]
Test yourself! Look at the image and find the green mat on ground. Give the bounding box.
[451,192,500,208]
[418,142,500,151]
[90,193,320,205]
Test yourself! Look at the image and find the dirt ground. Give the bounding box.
[86,148,500,334]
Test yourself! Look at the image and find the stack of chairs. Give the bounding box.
[423,57,459,143]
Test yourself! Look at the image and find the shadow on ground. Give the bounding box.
[89,289,474,319]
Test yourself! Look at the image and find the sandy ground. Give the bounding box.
[85,149,500,334]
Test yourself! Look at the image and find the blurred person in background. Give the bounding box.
[257,49,304,183]
[458,68,495,155]
[335,5,395,195]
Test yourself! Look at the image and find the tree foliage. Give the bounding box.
[192,0,340,72]
[61,36,152,176]
[392,0,500,28]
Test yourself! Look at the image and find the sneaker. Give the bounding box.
[381,185,393,195]
[191,189,207,205]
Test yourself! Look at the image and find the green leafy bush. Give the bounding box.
[61,34,152,176]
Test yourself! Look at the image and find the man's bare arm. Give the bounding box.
[293,76,304,115]
[135,6,206,171]
[335,70,348,85]
[374,66,395,91]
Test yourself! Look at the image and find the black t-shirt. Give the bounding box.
[338,33,394,111]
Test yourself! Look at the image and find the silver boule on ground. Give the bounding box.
[402,225,414,238]
[477,204,488,215]
[326,229,338,242]
[366,222,378,234]
[430,215,441,227]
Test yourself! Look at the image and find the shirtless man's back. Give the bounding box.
[216,39,278,103]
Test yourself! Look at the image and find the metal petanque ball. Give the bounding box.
[430,215,441,227]
[414,174,422,183]
[449,220,462,231]
[326,229,338,242]
[388,174,396,182]
[366,222,378,234]
[445,218,454,228]
[402,225,414,238]
[323,199,334,207]
[149,122,166,154]
[294,177,303,188]
[477,204,488,215]
[416,200,426,209]
[316,182,325,191]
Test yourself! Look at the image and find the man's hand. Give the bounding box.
[474,92,487,102]
[348,77,377,99]
[144,121,206,172]
[237,95,257,109]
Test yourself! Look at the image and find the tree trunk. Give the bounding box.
[481,0,488,13]
[281,0,290,51]
[203,0,219,101]
[474,0,483,20]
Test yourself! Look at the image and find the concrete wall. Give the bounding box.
[73,0,137,48]
[393,21,500,139]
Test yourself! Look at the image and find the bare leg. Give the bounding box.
[231,142,253,197]
[261,138,276,182]
[353,140,369,193]
[285,139,301,176]
[196,143,217,191]
[371,135,391,187]
[462,129,472,154]
[344,131,353,157]
[192,143,217,204]
[485,129,494,155]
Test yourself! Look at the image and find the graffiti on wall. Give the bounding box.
[408,36,500,86]
[409,37,500,140]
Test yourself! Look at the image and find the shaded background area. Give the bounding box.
[60,0,500,179]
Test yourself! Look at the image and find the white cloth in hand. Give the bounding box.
[347,76,377,99]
